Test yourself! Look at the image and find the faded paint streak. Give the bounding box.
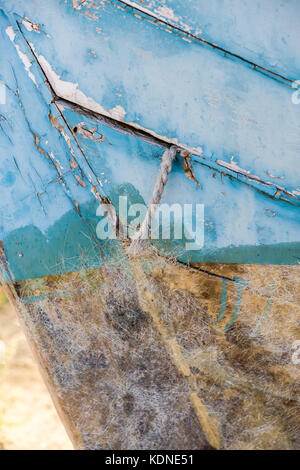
[6,26,37,85]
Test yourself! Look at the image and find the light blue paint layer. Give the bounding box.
[120,0,300,80]
[0,2,299,282]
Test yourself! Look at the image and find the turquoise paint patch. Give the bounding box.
[2,198,121,281]
[180,242,300,266]
[224,277,249,332]
[21,292,68,303]
[214,279,228,324]
[0,171,16,187]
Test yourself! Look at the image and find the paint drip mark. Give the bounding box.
[250,282,276,337]
[224,277,248,332]
[214,279,228,324]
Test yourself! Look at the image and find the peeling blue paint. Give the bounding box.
[0,2,299,282]
[118,0,300,80]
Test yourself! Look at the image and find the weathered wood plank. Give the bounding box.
[2,0,299,193]
[0,2,299,451]
[5,255,299,449]
[0,5,299,279]
[120,0,300,80]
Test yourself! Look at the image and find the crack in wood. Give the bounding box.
[115,0,294,87]
[15,20,300,207]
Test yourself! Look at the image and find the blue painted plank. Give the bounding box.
[0,2,299,283]
[120,0,300,80]
[3,0,299,196]
[0,12,113,280]
[60,108,300,265]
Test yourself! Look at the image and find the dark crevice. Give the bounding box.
[176,259,237,283]
[55,97,173,151]
[56,97,300,207]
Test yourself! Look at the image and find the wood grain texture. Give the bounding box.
[6,253,299,449]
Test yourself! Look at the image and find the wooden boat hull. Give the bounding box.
[0,0,299,450]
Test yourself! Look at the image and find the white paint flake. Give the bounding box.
[72,0,84,10]
[36,54,109,115]
[5,26,16,42]
[154,6,179,23]
[108,105,126,121]
[5,27,37,85]
[123,1,192,33]
[22,18,40,33]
